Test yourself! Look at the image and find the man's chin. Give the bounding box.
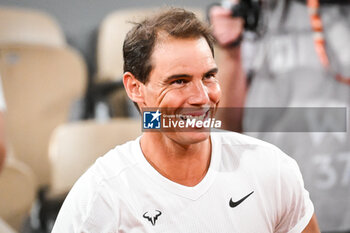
[172,130,210,145]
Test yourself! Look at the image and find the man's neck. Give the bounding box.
[140,132,212,187]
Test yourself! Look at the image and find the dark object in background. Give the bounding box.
[226,0,261,31]
[207,0,262,32]
[21,188,66,233]
[207,0,349,34]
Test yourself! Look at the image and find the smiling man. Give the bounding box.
[52,8,319,233]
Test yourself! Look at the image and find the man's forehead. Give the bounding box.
[147,38,216,79]
[154,32,210,51]
[152,36,213,61]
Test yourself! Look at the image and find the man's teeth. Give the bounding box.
[179,113,206,121]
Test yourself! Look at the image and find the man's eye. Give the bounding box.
[171,79,186,85]
[204,73,216,80]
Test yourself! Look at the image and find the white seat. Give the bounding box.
[0,44,87,186]
[0,155,36,231]
[0,6,65,47]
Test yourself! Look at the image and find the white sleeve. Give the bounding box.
[274,149,314,233]
[51,169,119,233]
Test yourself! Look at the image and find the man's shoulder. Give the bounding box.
[86,137,142,183]
[211,130,278,150]
[211,130,292,168]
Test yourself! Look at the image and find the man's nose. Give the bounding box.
[187,81,210,106]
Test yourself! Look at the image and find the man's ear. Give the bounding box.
[123,72,145,104]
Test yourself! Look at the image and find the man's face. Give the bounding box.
[141,36,221,145]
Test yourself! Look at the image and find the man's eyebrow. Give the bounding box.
[203,67,218,76]
[163,67,218,83]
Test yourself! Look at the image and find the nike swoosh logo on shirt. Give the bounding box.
[229,191,254,208]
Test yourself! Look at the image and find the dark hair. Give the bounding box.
[123,8,215,84]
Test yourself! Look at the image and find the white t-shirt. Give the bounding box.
[52,131,314,233]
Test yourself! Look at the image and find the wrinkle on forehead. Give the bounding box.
[152,36,215,76]
[153,31,211,56]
